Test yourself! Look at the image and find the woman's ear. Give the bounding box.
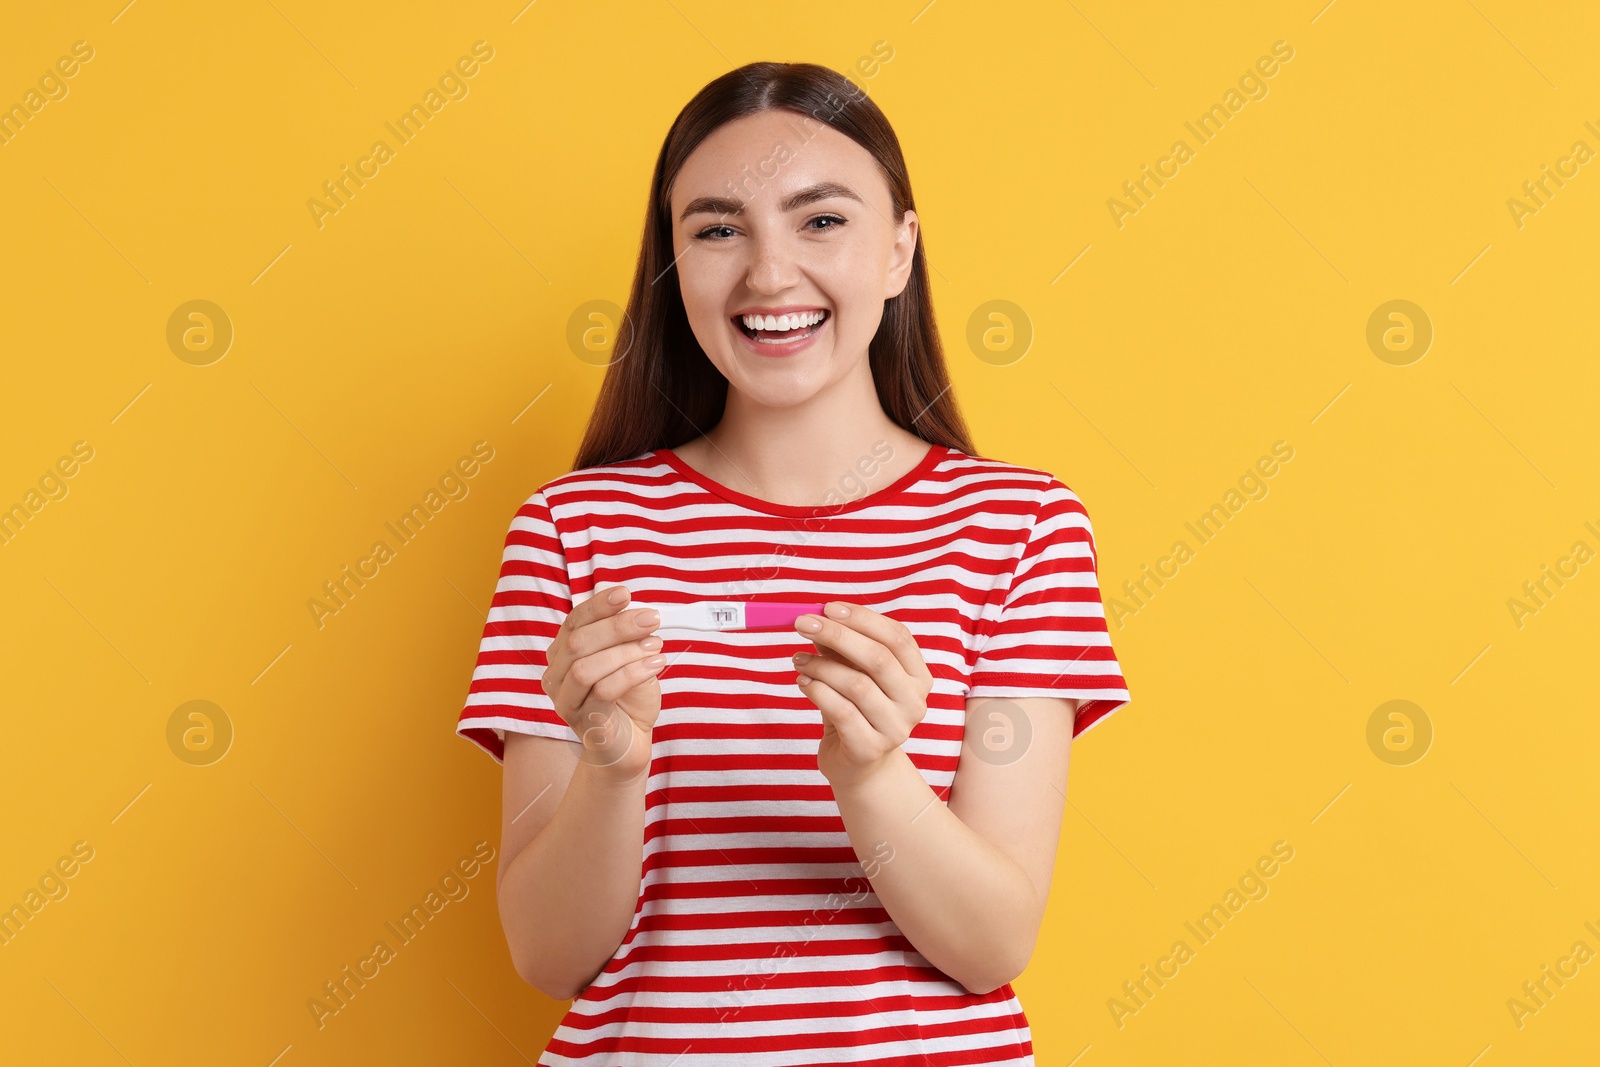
[883,209,919,300]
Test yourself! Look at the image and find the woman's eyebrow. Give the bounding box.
[678,181,864,221]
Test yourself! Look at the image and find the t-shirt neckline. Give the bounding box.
[655,442,948,518]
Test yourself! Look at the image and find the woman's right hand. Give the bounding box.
[542,583,666,783]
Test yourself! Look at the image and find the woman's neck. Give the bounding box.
[674,421,931,510]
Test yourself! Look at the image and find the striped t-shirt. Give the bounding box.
[456,442,1132,1066]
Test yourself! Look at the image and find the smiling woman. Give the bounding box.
[456,61,1132,1067]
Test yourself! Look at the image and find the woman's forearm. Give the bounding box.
[830,748,1038,995]
[497,759,648,1000]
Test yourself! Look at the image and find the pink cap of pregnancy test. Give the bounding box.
[744,602,827,630]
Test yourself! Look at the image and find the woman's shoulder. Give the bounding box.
[937,446,1082,503]
[523,448,673,508]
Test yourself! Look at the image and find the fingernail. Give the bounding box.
[827,603,850,618]
[797,615,822,632]
[608,586,628,604]
[642,636,663,650]
[647,655,667,668]
[793,651,812,664]
[637,610,660,627]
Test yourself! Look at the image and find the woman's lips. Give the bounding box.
[731,310,829,357]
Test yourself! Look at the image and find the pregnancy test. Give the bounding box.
[647,601,826,632]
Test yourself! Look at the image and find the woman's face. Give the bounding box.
[668,108,918,410]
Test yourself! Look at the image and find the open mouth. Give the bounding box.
[734,309,829,345]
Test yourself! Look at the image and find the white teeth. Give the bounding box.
[741,310,825,332]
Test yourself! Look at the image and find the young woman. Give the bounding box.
[457,61,1131,1066]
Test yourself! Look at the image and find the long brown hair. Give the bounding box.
[572,61,976,471]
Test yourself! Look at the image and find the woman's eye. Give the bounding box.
[693,215,846,241]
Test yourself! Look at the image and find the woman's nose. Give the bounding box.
[743,236,802,292]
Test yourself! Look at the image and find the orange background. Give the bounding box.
[2,1,1596,1063]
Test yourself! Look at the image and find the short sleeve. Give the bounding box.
[456,490,581,762]
[967,477,1131,737]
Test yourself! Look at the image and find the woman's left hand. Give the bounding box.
[793,601,934,788]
